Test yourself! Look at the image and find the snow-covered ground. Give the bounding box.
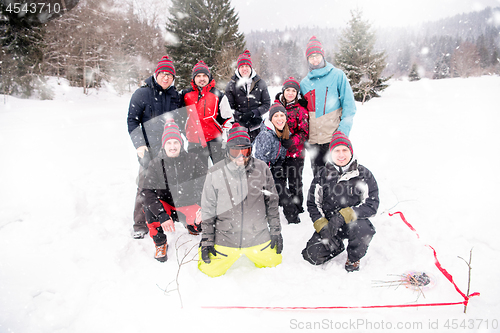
[1,76,499,332]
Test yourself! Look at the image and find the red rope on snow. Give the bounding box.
[388,211,420,238]
[202,211,480,310]
[389,211,480,307]
[204,301,470,310]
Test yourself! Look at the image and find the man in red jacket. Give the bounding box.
[180,61,233,166]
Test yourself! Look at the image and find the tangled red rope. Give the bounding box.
[203,211,480,310]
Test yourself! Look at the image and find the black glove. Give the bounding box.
[270,234,283,254]
[314,216,341,252]
[239,111,255,124]
[201,245,216,263]
[319,227,341,252]
[281,138,293,149]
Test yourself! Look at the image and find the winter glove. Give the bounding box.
[314,217,341,252]
[339,207,357,224]
[270,234,283,254]
[201,245,216,264]
[281,138,293,149]
[313,217,328,233]
[239,111,255,124]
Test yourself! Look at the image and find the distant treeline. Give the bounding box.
[245,7,500,83]
[1,1,498,99]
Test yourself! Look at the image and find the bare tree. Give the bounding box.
[450,41,481,78]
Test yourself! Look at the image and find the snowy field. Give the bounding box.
[1,75,499,332]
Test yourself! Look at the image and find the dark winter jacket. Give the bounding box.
[200,156,281,248]
[300,62,356,144]
[141,149,207,219]
[225,70,271,131]
[307,158,379,225]
[180,79,232,147]
[127,76,182,155]
[275,92,309,159]
[253,118,286,167]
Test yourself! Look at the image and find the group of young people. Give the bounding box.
[126,36,380,276]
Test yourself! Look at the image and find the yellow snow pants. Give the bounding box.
[198,241,282,277]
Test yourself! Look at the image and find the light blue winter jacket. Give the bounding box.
[300,62,356,143]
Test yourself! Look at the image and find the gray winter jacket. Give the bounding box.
[200,156,281,248]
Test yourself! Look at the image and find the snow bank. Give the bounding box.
[1,76,499,333]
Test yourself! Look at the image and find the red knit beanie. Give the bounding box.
[192,60,211,80]
[305,36,325,60]
[282,77,300,92]
[162,119,183,146]
[329,131,353,155]
[155,55,176,78]
[237,50,252,69]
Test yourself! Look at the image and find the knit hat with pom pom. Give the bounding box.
[192,60,211,80]
[227,123,251,148]
[305,36,325,60]
[155,55,176,78]
[237,50,252,69]
[329,131,353,155]
[162,119,183,146]
[282,77,300,92]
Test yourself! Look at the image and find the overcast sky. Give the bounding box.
[230,0,500,32]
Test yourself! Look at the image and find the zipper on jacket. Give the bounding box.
[275,141,282,162]
[323,87,329,116]
[174,162,179,189]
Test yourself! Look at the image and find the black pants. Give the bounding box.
[302,219,376,265]
[306,142,330,176]
[133,161,149,233]
[283,157,305,213]
[143,208,166,246]
[188,138,225,166]
[272,163,300,223]
[133,187,148,233]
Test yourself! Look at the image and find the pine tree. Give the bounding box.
[433,54,451,79]
[408,63,421,81]
[0,3,49,99]
[165,0,245,88]
[334,9,390,103]
[476,34,489,69]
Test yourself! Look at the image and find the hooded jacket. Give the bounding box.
[253,118,286,167]
[200,156,281,248]
[180,78,232,147]
[307,158,379,224]
[141,149,207,219]
[225,69,271,131]
[300,62,356,144]
[127,75,182,155]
